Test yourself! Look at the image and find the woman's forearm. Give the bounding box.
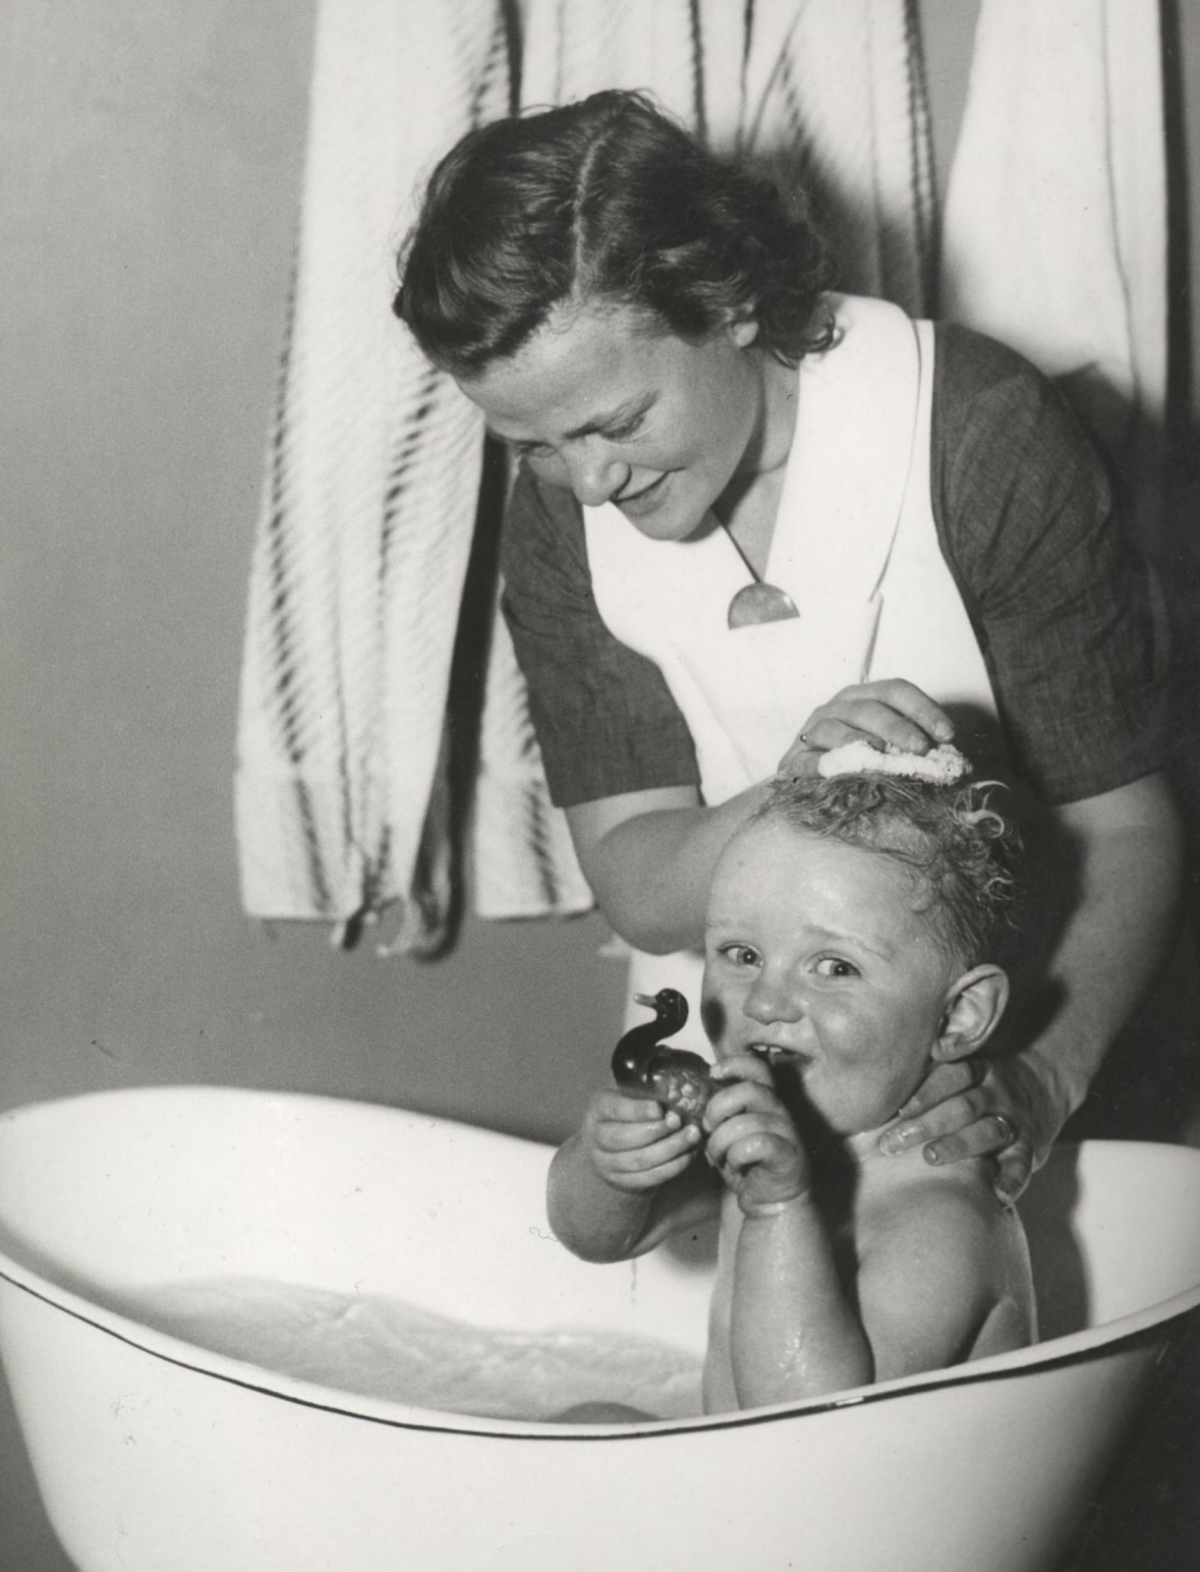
[566,783,772,952]
[1005,774,1183,1133]
[730,1198,871,1407]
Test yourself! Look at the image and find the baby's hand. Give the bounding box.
[703,1053,810,1216]
[581,1087,704,1195]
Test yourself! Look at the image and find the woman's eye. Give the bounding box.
[815,957,859,979]
[604,413,645,442]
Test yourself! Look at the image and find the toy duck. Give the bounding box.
[611,989,715,1124]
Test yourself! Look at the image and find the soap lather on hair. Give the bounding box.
[815,741,972,784]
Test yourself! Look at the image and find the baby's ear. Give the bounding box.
[931,964,1009,1062]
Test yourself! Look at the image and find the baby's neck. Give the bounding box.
[836,1123,935,1188]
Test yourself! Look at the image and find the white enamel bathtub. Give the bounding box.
[0,1086,1197,1572]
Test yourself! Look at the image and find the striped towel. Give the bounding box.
[237,0,937,952]
[236,0,524,953]
[519,0,936,310]
[940,0,1167,548]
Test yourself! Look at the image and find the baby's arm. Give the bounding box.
[705,1056,872,1406]
[548,1089,719,1263]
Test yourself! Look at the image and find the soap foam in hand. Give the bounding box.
[816,741,971,784]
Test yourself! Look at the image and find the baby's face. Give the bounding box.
[702,823,960,1136]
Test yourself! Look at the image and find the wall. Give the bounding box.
[0,5,626,1564]
[0,0,628,1137]
[0,3,1196,1567]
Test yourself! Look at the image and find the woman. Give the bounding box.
[394,90,1183,1201]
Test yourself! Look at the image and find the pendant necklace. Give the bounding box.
[725,525,800,628]
[727,577,800,628]
[724,369,800,629]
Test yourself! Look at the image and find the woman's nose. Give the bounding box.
[564,441,628,506]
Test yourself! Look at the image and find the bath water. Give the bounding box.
[125,1278,704,1422]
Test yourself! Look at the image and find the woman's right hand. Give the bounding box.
[777,679,956,777]
[878,1050,1064,1206]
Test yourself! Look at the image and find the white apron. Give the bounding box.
[584,294,1002,1051]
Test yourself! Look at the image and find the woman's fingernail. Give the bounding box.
[923,1145,943,1166]
[879,1126,915,1155]
[934,720,954,740]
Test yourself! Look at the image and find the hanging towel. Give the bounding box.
[735,0,937,313]
[236,0,532,951]
[472,608,596,920]
[517,0,936,310]
[940,0,1167,548]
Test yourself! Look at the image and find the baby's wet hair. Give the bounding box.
[752,773,1022,966]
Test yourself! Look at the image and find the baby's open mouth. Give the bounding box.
[751,1044,807,1068]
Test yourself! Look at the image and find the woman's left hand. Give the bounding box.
[877,1054,1061,1206]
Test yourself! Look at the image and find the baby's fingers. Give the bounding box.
[705,1111,797,1171]
[593,1108,681,1154]
[709,1050,776,1090]
[598,1118,701,1166]
[703,1068,786,1134]
[592,1089,673,1125]
[597,1122,703,1188]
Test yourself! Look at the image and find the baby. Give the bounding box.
[548,768,1036,1414]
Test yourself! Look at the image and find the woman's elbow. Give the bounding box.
[581,869,698,953]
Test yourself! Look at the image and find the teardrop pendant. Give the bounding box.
[727,580,800,629]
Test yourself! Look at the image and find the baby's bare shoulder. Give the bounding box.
[858,1157,1010,1256]
[854,1162,1033,1375]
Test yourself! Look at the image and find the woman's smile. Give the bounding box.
[614,470,671,520]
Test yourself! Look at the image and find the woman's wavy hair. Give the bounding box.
[752,774,1023,968]
[393,90,834,377]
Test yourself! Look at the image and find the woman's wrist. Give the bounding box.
[1014,1033,1090,1147]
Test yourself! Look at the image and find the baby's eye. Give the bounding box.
[815,956,859,979]
[719,943,761,969]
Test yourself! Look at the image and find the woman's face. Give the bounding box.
[455,299,770,540]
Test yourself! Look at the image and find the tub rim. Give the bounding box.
[0,1084,1198,1440]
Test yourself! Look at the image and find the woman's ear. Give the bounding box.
[932,964,1010,1063]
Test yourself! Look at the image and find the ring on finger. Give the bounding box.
[992,1113,1017,1150]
